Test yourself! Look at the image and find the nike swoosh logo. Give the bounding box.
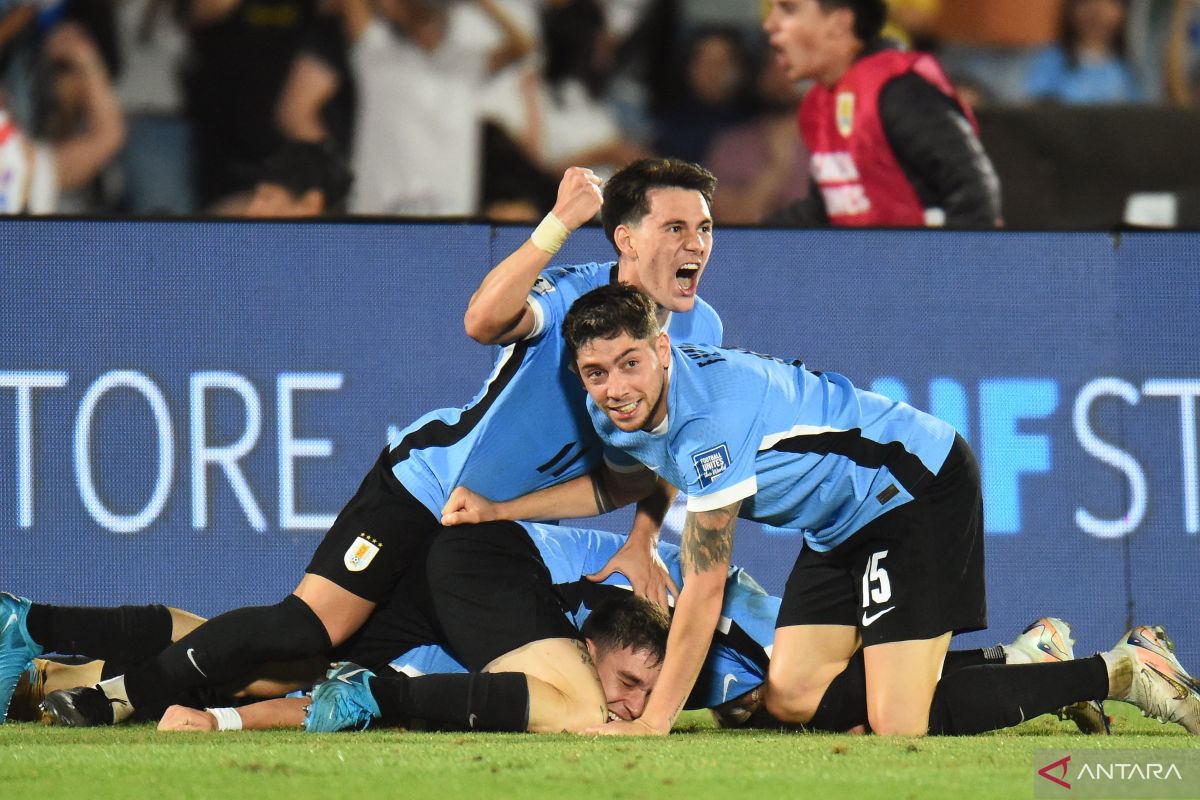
[186,648,208,678]
[335,668,368,685]
[468,713,478,730]
[861,607,895,627]
[722,673,739,702]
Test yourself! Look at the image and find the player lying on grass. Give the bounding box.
[439,283,1200,737]
[0,158,724,726]
[5,519,1105,733]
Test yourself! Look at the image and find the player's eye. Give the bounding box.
[624,360,639,369]
[701,224,712,233]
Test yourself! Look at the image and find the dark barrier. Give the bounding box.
[1,221,1196,663]
[978,106,1200,230]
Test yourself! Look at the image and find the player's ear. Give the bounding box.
[655,331,671,365]
[584,638,598,663]
[614,223,636,260]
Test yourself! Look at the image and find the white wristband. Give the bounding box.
[530,212,570,255]
[206,706,243,731]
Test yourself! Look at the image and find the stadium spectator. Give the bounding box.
[705,51,810,225]
[342,0,532,215]
[237,138,352,216]
[112,0,196,214]
[653,25,755,165]
[881,0,941,51]
[0,20,124,214]
[1024,0,1145,104]
[762,0,1001,228]
[184,0,316,209]
[1165,0,1198,106]
[274,0,358,157]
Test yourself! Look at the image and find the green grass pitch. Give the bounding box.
[2,705,1196,800]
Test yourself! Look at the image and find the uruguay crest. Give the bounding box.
[836,91,855,138]
[344,534,381,572]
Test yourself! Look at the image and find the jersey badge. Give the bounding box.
[836,91,855,138]
[692,443,731,489]
[344,534,382,572]
[531,276,556,295]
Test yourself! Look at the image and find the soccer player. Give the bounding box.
[4,158,723,726]
[448,283,1200,737]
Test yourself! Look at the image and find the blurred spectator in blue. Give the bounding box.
[1025,0,1146,103]
[705,49,809,224]
[1165,0,1199,105]
[653,25,754,164]
[113,0,195,214]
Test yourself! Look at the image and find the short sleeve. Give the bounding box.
[676,412,760,513]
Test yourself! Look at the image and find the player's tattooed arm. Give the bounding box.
[573,640,595,667]
[680,501,740,576]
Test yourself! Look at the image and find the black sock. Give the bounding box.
[943,646,1007,673]
[805,650,869,732]
[25,603,173,663]
[369,672,529,732]
[928,655,1109,735]
[122,595,331,709]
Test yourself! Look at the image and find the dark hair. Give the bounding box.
[601,158,716,251]
[817,0,887,43]
[1060,0,1128,68]
[562,283,660,362]
[580,594,669,666]
[251,139,354,214]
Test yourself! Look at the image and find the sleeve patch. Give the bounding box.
[692,443,731,489]
[531,275,556,295]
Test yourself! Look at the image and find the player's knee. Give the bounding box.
[763,682,821,724]
[867,705,931,737]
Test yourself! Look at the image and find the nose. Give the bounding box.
[625,690,648,720]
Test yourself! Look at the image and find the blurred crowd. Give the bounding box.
[0,0,1197,220]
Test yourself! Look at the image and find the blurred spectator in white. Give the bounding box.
[1165,0,1199,104]
[653,25,754,164]
[524,0,647,178]
[334,0,531,215]
[704,49,808,224]
[0,20,124,213]
[1024,0,1146,103]
[112,0,194,214]
[185,0,316,209]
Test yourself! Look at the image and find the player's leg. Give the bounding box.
[41,450,439,726]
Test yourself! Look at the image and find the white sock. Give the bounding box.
[98,675,134,723]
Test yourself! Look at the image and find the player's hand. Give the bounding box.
[583,717,667,736]
[586,532,679,609]
[440,486,499,526]
[157,705,217,732]
[550,167,603,231]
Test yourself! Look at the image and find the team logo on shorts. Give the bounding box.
[344,534,381,572]
[836,92,856,138]
[692,443,731,489]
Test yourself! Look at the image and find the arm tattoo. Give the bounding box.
[590,472,615,514]
[680,502,740,575]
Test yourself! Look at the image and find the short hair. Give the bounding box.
[580,594,670,666]
[601,158,716,252]
[562,283,660,362]
[818,0,887,42]
[250,139,354,214]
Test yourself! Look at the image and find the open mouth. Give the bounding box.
[675,264,701,293]
[608,710,622,722]
[608,400,639,419]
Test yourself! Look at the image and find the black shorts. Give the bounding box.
[305,448,443,603]
[334,521,579,672]
[425,522,581,671]
[776,434,987,647]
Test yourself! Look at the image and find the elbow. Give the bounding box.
[462,304,503,344]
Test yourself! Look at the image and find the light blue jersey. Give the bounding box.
[388,262,723,515]
[387,522,776,710]
[590,344,957,552]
